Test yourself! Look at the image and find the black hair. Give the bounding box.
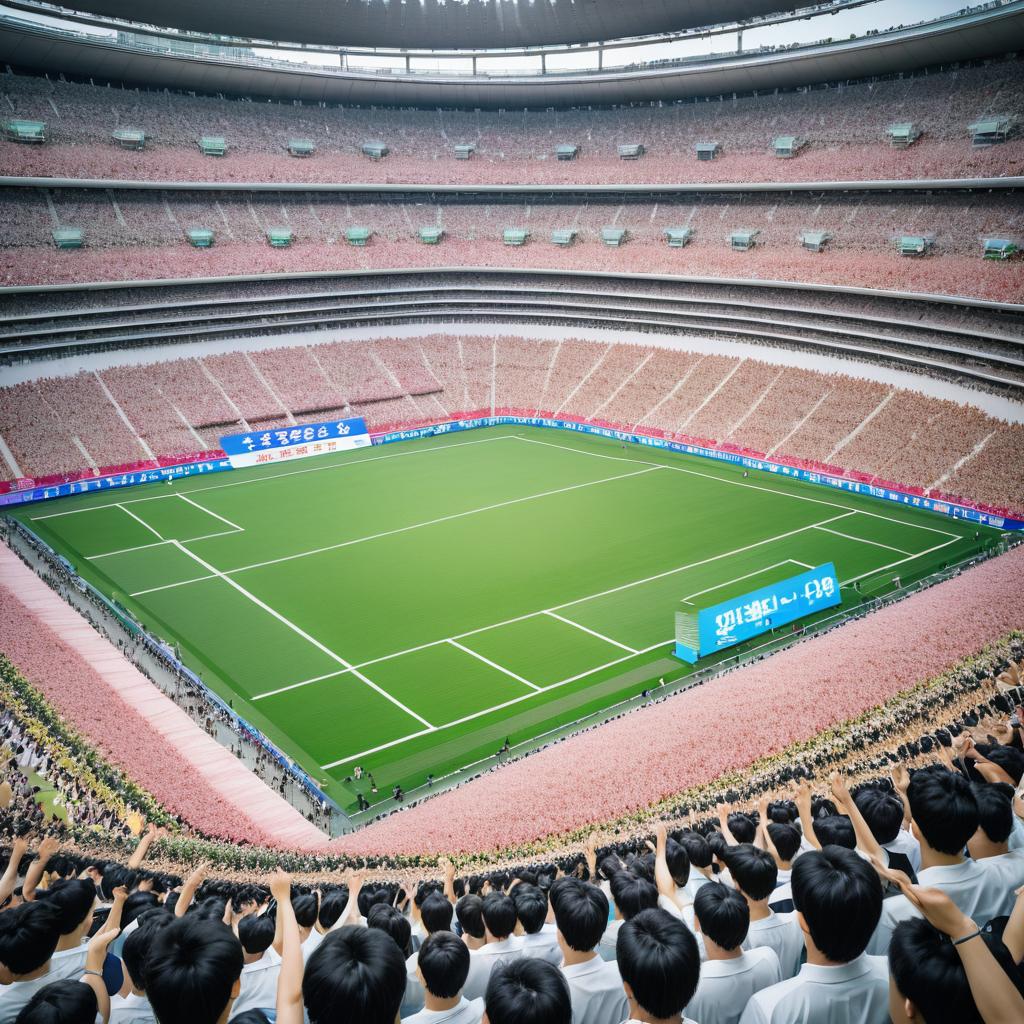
[420,893,454,934]
[791,847,882,963]
[455,894,485,940]
[146,917,244,1024]
[978,744,1024,785]
[237,915,276,956]
[366,903,412,958]
[907,767,979,855]
[723,844,777,901]
[973,782,1014,845]
[484,957,571,1024]
[417,930,470,999]
[14,979,98,1024]
[677,831,713,871]
[812,816,856,850]
[481,892,517,941]
[122,892,160,929]
[549,878,609,954]
[608,871,658,921]
[38,880,95,936]
[853,788,905,846]
[292,894,318,930]
[727,813,756,845]
[122,916,172,992]
[229,1014,270,1024]
[766,823,802,863]
[318,890,348,930]
[616,908,700,1019]
[303,926,406,1024]
[664,838,690,888]
[0,900,63,976]
[511,884,548,936]
[694,884,750,951]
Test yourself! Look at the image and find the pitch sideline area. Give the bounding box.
[14,427,993,810]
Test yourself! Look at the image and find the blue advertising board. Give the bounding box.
[674,562,842,663]
[220,417,370,468]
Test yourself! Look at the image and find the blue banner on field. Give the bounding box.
[220,417,370,468]
[675,562,842,663]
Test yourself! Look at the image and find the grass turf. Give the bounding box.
[10,426,998,814]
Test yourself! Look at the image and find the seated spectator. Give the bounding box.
[483,959,570,1024]
[511,885,560,966]
[549,877,628,1024]
[146,917,244,1024]
[230,916,279,1020]
[463,894,522,1001]
[867,767,1006,955]
[722,846,802,980]
[599,868,658,961]
[615,908,701,1024]
[406,930,482,1024]
[739,846,887,1024]
[688,885,781,1024]
[0,901,66,1024]
[853,787,920,878]
[303,927,405,1024]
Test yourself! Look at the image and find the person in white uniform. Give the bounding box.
[739,846,889,1024]
[0,900,69,1024]
[513,884,562,966]
[230,915,280,1019]
[404,931,484,1024]
[687,884,781,1024]
[109,921,163,1024]
[462,893,524,1001]
[853,788,921,878]
[971,783,1024,895]
[598,871,659,963]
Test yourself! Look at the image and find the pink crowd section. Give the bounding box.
[333,545,1024,856]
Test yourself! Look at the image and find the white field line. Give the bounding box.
[813,525,910,556]
[681,560,807,606]
[321,636,674,769]
[447,640,541,691]
[513,434,962,540]
[169,540,436,731]
[177,493,245,533]
[545,611,638,653]
[30,434,517,521]
[254,508,858,705]
[117,504,163,540]
[840,537,960,587]
[88,530,240,560]
[127,465,663,597]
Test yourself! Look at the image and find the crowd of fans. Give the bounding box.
[1,56,1022,185]
[1,334,1021,513]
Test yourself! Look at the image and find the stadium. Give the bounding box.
[1,1,1024,1022]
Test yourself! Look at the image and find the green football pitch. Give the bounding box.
[11,426,999,816]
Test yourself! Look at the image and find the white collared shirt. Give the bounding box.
[48,947,88,982]
[686,947,781,1024]
[743,912,803,980]
[109,992,156,1024]
[978,849,1024,897]
[562,957,630,1024]
[738,954,889,1024]
[598,918,625,962]
[520,930,562,965]
[883,829,922,874]
[402,996,484,1024]
[230,952,282,1019]
[462,937,524,1000]
[867,858,1009,955]
[0,965,56,1024]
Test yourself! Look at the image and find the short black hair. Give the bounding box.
[484,957,571,1024]
[694,884,749,951]
[549,878,609,953]
[608,871,658,921]
[723,845,777,901]
[417,930,470,999]
[812,816,856,850]
[0,901,63,975]
[237,915,275,956]
[481,892,517,940]
[853,787,904,846]
[727,813,756,845]
[511,884,547,935]
[664,839,690,888]
[889,918,984,1023]
[420,893,454,934]
[122,916,172,992]
[317,890,348,930]
[908,766,979,855]
[38,880,95,936]
[455,894,484,940]
[122,892,160,929]
[146,917,244,1024]
[303,927,407,1024]
[616,908,700,1019]
[973,782,1014,844]
[14,979,98,1024]
[791,847,882,963]
[677,832,713,870]
[366,903,412,958]
[766,823,801,863]
[979,744,1024,786]
[292,894,318,929]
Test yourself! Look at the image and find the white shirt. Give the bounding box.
[684,874,719,902]
[230,953,282,1019]
[402,996,484,1024]
[598,919,625,962]
[978,850,1024,900]
[520,930,562,965]
[301,928,324,962]
[867,859,1008,955]
[562,957,630,1024]
[767,883,793,913]
[0,965,58,1024]
[738,954,889,1024]
[109,992,156,1024]
[883,829,922,875]
[462,937,524,1000]
[744,913,804,980]
[687,947,782,1024]
[48,947,88,982]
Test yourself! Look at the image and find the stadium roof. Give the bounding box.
[49,1,824,51]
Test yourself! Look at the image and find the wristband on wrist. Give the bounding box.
[952,928,983,946]
[82,969,104,978]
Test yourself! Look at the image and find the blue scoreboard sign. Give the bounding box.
[220,417,370,468]
[675,562,841,663]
